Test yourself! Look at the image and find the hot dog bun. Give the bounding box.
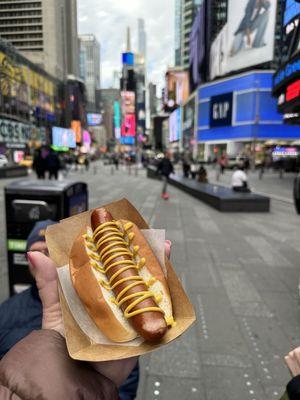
[69,211,174,343]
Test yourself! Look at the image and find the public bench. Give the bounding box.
[147,166,270,212]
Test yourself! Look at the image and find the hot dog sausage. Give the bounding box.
[91,208,168,342]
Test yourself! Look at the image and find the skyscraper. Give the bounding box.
[175,0,182,66]
[175,0,202,68]
[79,34,100,108]
[138,18,146,59]
[0,0,79,79]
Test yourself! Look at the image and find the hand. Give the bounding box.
[285,348,300,377]
[27,240,172,387]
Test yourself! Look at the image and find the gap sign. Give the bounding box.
[209,92,233,127]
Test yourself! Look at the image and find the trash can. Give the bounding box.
[5,180,88,295]
[294,174,300,215]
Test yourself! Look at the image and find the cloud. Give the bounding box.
[77,0,174,91]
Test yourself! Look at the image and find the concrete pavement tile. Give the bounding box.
[148,326,201,379]
[138,375,204,400]
[245,236,292,268]
[264,386,287,400]
[204,366,265,400]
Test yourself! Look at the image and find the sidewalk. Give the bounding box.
[0,164,299,399]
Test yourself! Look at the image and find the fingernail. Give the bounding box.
[27,252,36,268]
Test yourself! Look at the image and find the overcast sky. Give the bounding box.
[77,0,175,92]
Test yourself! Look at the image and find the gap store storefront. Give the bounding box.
[197,71,300,161]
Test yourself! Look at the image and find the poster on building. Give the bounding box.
[121,114,136,137]
[121,91,135,115]
[169,108,182,142]
[225,0,277,74]
[210,25,228,80]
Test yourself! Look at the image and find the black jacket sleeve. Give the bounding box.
[287,376,300,400]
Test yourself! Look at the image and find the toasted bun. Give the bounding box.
[69,217,173,343]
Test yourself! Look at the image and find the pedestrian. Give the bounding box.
[218,153,227,175]
[113,154,119,170]
[231,164,251,193]
[84,156,90,171]
[157,152,174,200]
[182,157,190,178]
[190,160,198,179]
[198,164,208,183]
[46,149,61,180]
[0,219,146,400]
[32,149,46,179]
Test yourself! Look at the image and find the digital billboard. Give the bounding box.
[164,70,189,111]
[121,91,135,115]
[121,114,136,137]
[52,127,76,149]
[169,108,182,142]
[114,101,121,139]
[122,52,134,66]
[210,0,277,79]
[87,113,102,126]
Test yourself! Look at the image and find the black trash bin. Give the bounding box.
[5,180,88,295]
[294,174,300,215]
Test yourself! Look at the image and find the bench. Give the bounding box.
[147,166,270,212]
[0,165,28,179]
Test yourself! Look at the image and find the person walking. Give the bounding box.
[157,152,174,200]
[182,157,190,178]
[32,149,46,179]
[46,149,61,180]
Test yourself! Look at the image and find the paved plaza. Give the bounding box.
[0,164,300,399]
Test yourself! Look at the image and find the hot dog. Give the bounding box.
[91,208,167,342]
[69,207,174,343]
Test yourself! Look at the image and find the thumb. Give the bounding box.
[27,252,63,333]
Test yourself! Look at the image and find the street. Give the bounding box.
[0,164,300,399]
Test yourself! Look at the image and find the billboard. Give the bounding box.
[169,108,182,142]
[164,70,189,111]
[121,114,136,137]
[189,1,206,89]
[122,52,134,66]
[52,127,76,149]
[114,101,121,139]
[121,91,135,115]
[87,113,102,126]
[210,0,277,79]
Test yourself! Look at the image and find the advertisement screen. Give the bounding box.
[226,0,277,73]
[284,0,300,26]
[211,0,277,78]
[169,108,182,142]
[52,127,76,149]
[87,113,102,126]
[121,114,136,137]
[121,91,135,115]
[164,71,189,111]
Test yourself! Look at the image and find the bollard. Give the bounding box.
[135,166,138,176]
[93,165,97,175]
[111,166,114,175]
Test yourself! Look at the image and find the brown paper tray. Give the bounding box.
[46,198,196,361]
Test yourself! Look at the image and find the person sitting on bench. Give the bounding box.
[231,164,251,193]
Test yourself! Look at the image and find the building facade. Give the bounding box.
[79,34,100,109]
[0,0,79,80]
[138,18,146,60]
[177,0,202,68]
